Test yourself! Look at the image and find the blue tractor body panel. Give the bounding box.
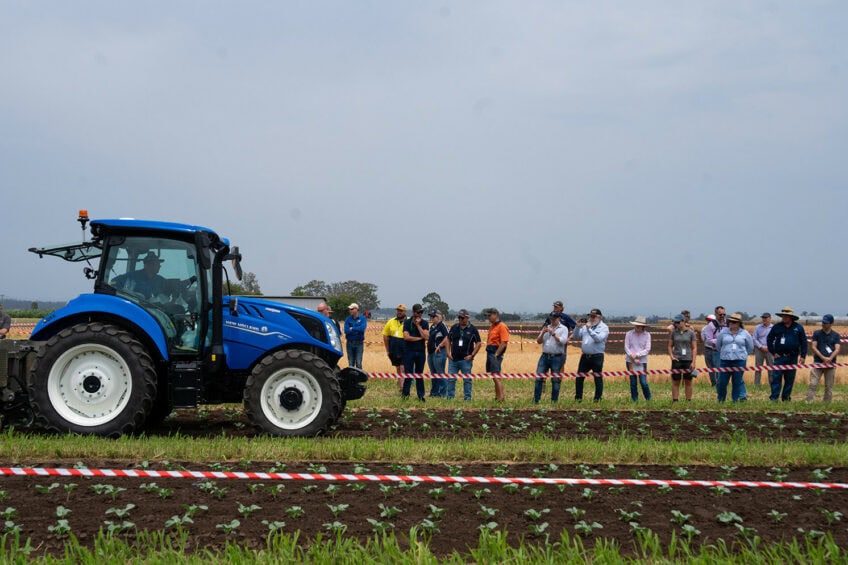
[222,296,343,371]
[30,294,172,360]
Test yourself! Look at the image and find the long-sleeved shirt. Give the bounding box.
[716,328,754,361]
[539,324,569,355]
[624,329,651,364]
[344,314,367,342]
[702,320,726,350]
[573,321,609,355]
[751,322,772,349]
[767,322,808,358]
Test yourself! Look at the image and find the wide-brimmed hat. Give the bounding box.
[630,316,648,327]
[775,306,799,320]
[142,252,163,264]
[727,312,744,324]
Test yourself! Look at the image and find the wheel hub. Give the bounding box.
[279,387,304,410]
[82,375,102,394]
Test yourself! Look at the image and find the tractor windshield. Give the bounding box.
[100,236,204,353]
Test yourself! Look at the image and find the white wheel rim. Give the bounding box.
[260,367,323,430]
[47,343,133,427]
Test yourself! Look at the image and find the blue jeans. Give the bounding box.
[447,358,473,400]
[428,350,447,397]
[770,355,798,401]
[402,349,426,399]
[626,362,651,401]
[346,341,363,369]
[717,359,746,402]
[534,353,564,403]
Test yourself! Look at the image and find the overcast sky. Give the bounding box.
[2,2,846,317]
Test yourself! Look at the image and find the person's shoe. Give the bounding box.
[418,396,426,403]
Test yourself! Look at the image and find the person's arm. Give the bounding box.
[745,332,754,355]
[811,334,824,360]
[445,328,454,360]
[469,340,483,361]
[436,334,448,353]
[588,323,609,343]
[640,332,651,358]
[382,323,391,354]
[536,324,547,344]
[830,340,841,362]
[690,332,697,366]
[495,326,508,357]
[624,331,634,359]
[418,319,430,340]
[668,332,676,360]
[798,326,808,359]
[766,326,776,354]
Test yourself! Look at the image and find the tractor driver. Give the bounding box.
[114,252,194,301]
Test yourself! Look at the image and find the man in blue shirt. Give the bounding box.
[402,304,429,401]
[344,303,367,369]
[573,308,609,401]
[767,306,808,402]
[446,309,482,401]
[805,314,841,403]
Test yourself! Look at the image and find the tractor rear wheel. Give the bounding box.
[243,349,341,437]
[29,323,157,437]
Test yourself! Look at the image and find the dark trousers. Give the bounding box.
[402,350,426,399]
[770,355,798,401]
[576,353,604,401]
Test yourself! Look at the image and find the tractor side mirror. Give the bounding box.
[230,246,243,281]
[229,296,239,316]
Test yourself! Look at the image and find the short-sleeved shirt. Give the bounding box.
[487,321,509,350]
[382,317,406,356]
[671,328,696,361]
[448,323,481,358]
[812,329,841,363]
[0,312,10,338]
[428,321,449,353]
[402,318,429,353]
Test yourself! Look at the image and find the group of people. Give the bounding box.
[323,299,841,404]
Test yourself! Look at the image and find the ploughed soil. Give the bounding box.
[1,461,847,557]
[144,407,848,443]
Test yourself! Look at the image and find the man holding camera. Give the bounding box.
[573,308,609,402]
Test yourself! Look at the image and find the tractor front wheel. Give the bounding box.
[243,349,341,437]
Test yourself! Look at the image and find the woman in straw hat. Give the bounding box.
[715,313,754,402]
[624,316,652,401]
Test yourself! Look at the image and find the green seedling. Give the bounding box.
[427,504,446,520]
[105,503,136,519]
[285,505,305,519]
[323,521,347,534]
[216,519,240,535]
[261,520,285,532]
[524,508,550,521]
[237,502,262,518]
[378,504,400,519]
[574,520,603,535]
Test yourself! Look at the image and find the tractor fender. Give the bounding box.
[30,294,170,360]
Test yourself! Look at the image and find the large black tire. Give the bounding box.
[29,323,157,438]
[243,349,341,437]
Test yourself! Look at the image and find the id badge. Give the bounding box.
[458,339,463,347]
[825,346,833,354]
[681,348,687,356]
[731,344,737,351]
[780,337,786,345]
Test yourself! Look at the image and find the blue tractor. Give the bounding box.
[0,212,367,437]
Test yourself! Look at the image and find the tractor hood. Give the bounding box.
[221,296,343,371]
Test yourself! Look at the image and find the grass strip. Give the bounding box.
[2,429,847,466]
[1,528,844,564]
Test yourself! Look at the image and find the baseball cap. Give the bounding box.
[672,314,685,323]
[396,304,407,311]
[487,307,499,315]
[457,308,470,318]
[348,303,359,310]
[761,312,771,318]
[553,300,564,308]
[823,314,835,324]
[412,304,424,313]
[706,314,716,321]
[428,310,441,317]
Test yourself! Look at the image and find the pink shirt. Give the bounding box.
[624,329,651,364]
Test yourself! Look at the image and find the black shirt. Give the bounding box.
[448,323,481,358]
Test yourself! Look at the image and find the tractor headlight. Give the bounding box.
[325,321,341,352]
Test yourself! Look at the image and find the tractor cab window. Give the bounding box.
[101,237,203,353]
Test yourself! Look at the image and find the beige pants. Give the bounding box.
[806,367,835,402]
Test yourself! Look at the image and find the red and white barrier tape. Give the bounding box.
[368,362,847,380]
[1,467,845,490]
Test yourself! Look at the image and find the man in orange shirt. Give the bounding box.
[486,308,509,401]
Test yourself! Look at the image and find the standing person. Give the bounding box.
[573,308,609,402]
[0,303,10,339]
[702,307,728,386]
[715,313,753,402]
[669,314,698,402]
[445,309,482,401]
[344,303,367,369]
[767,306,808,402]
[402,304,429,402]
[382,305,408,392]
[317,301,342,336]
[700,314,717,385]
[427,310,449,398]
[624,316,652,402]
[806,314,841,403]
[546,300,577,332]
[751,313,774,388]
[534,312,569,403]
[665,310,695,332]
[485,308,509,402]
